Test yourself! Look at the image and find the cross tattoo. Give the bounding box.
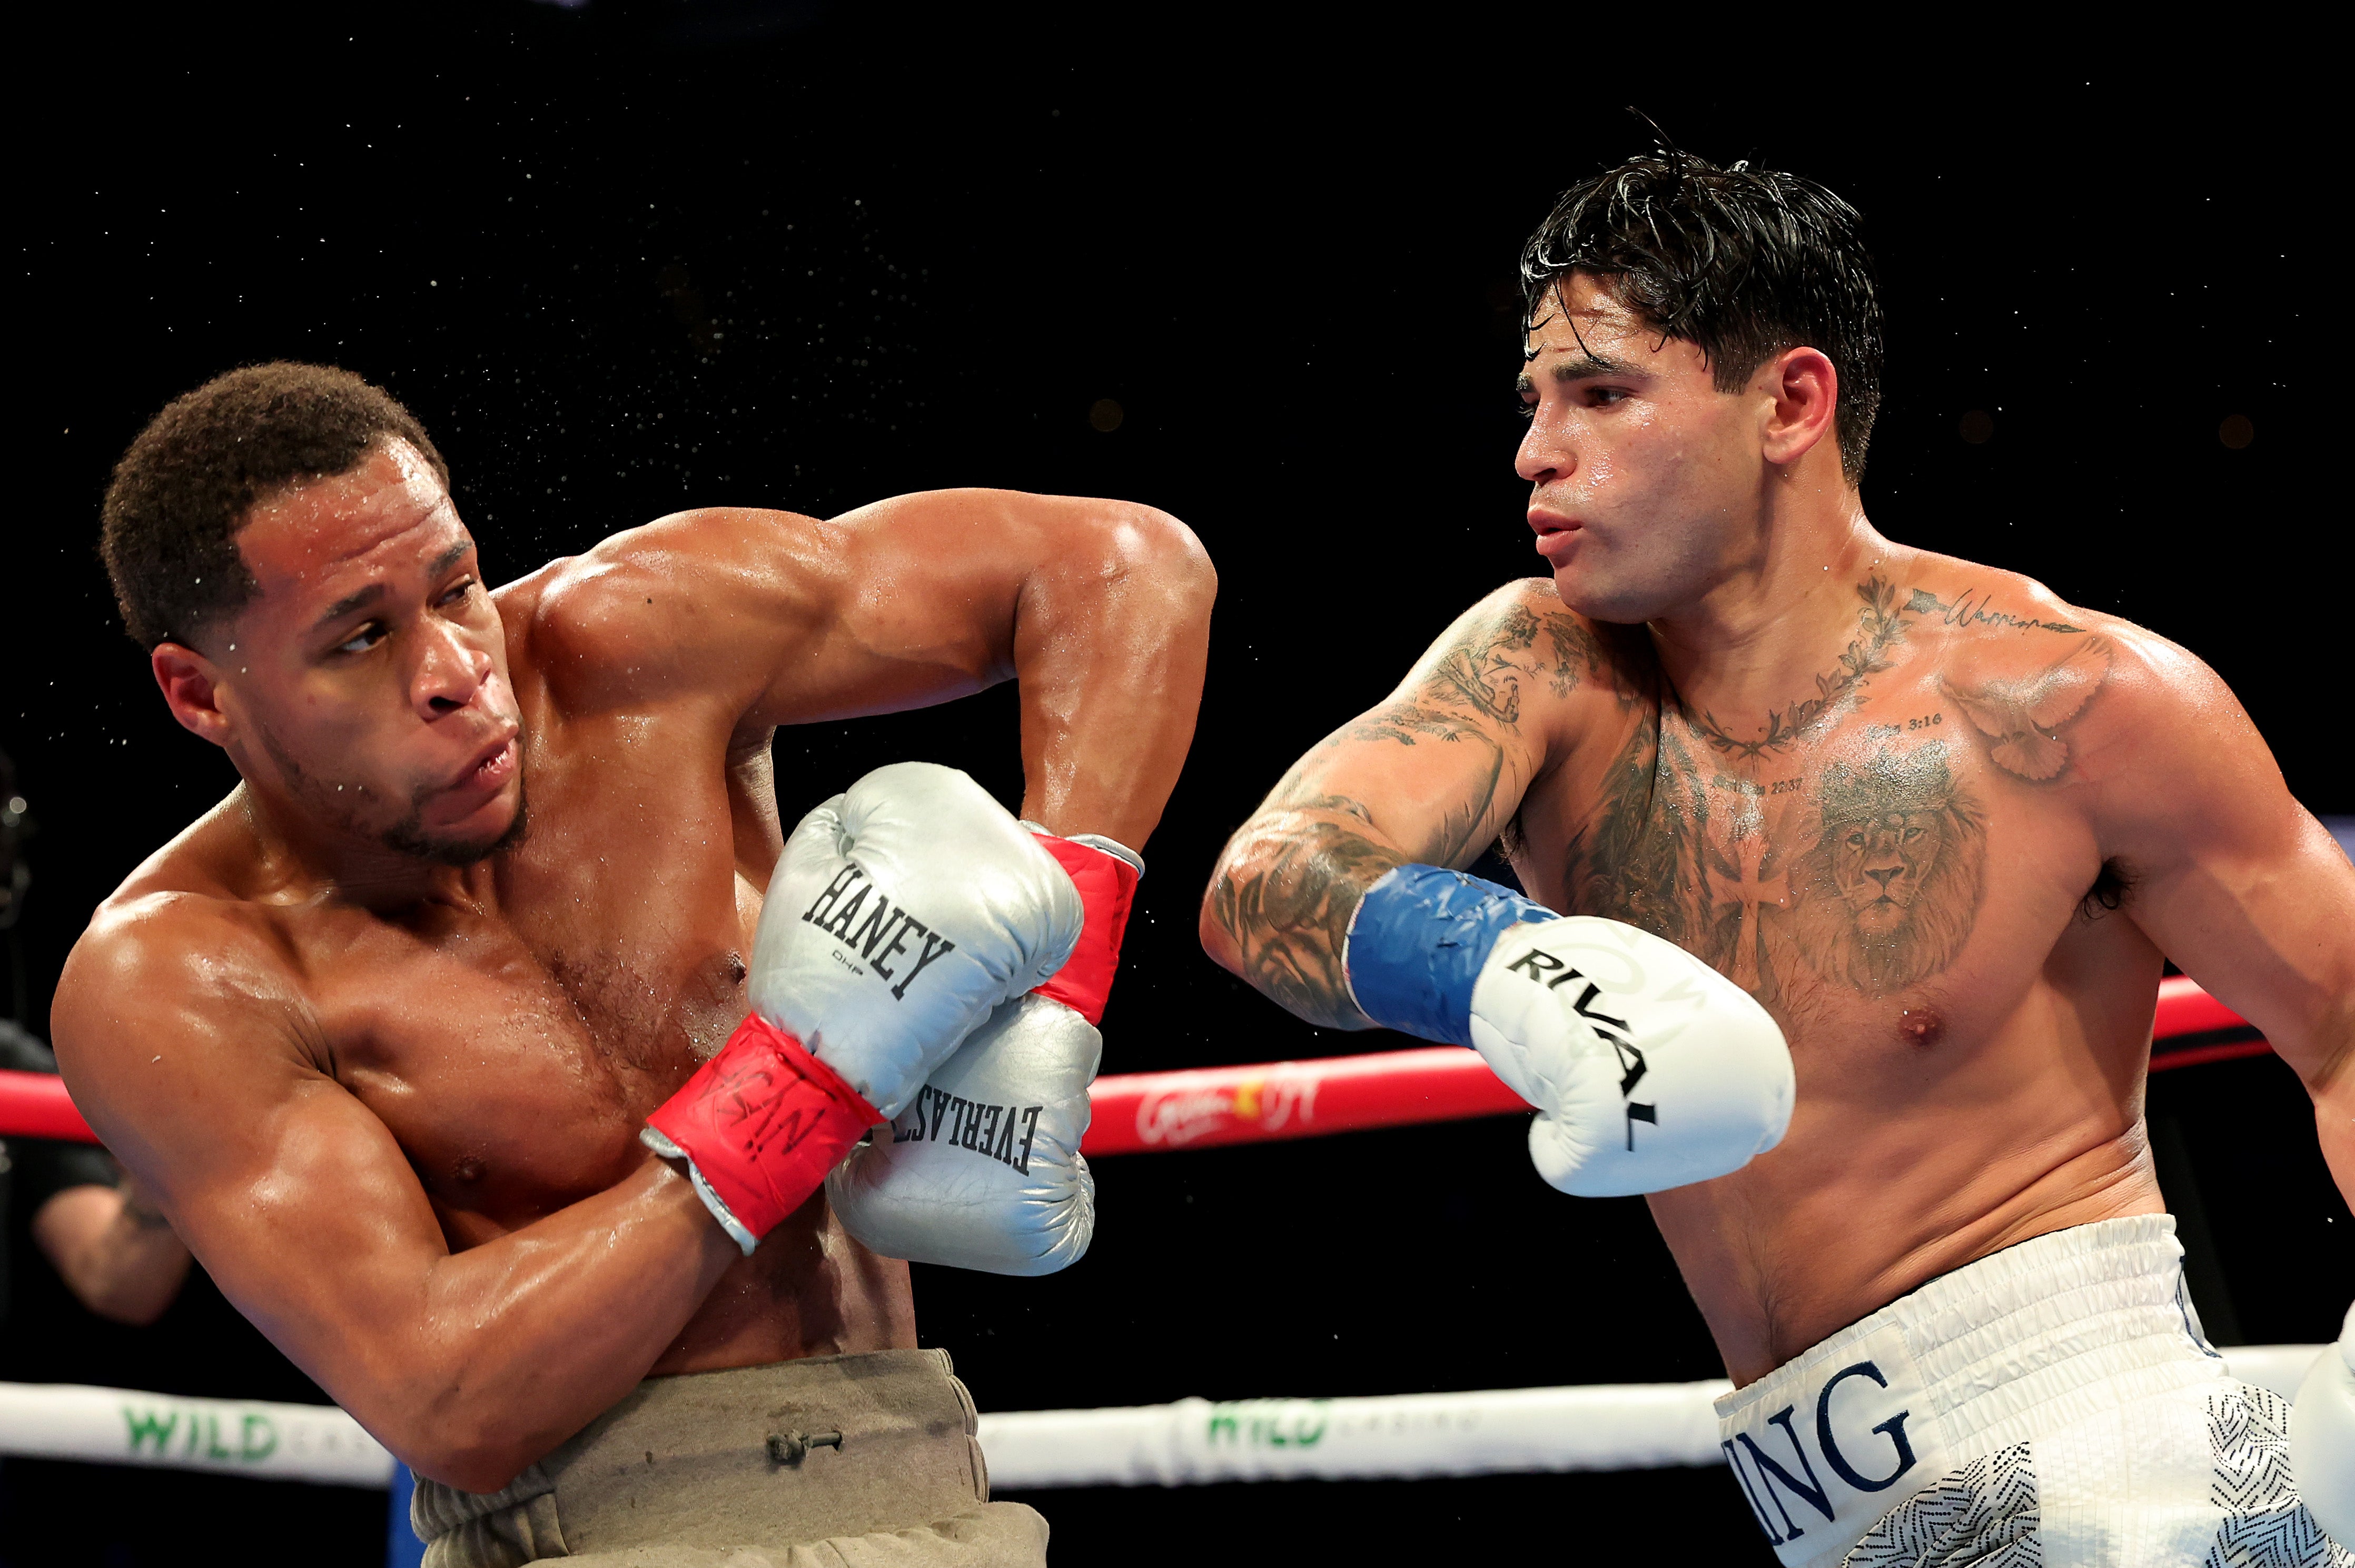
[1707,826,1787,990]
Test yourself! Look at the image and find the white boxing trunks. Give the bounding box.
[1715,1215,2349,1567]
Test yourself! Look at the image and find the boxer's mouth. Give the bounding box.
[449,733,519,798]
[1529,510,1582,564]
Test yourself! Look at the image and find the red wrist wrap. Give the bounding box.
[1030,833,1141,1026]
[646,1015,880,1245]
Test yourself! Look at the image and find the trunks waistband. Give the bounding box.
[1711,1214,2223,1568]
[411,1347,992,1566]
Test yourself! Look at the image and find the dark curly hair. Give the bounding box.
[1520,146,1884,483]
[101,363,449,650]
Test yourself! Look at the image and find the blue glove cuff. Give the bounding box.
[1343,865,1556,1045]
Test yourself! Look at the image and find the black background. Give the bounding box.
[4,9,2348,1563]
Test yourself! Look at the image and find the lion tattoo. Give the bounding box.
[1792,741,1986,995]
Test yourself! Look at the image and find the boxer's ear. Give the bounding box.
[152,641,231,747]
[1758,345,1841,474]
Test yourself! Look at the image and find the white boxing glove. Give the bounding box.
[2291,1303,2355,1549]
[828,994,1100,1275]
[829,830,1142,1275]
[1469,917,1793,1195]
[757,765,1082,1116]
[644,763,1081,1253]
[1344,864,1792,1197]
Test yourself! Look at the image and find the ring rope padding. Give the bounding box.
[0,1382,394,1486]
[1083,974,2259,1155]
[0,977,2261,1155]
[0,1345,2323,1491]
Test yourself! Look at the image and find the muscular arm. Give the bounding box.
[1200,582,1604,1029]
[52,904,741,1492]
[532,489,1214,848]
[2076,633,2355,1204]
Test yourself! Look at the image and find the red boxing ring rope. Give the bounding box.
[0,978,2263,1155]
[1084,975,2260,1156]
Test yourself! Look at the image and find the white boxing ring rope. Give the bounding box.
[0,1382,395,1486]
[0,1346,2327,1491]
[978,1344,2330,1488]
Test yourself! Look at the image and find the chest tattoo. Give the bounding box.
[1561,576,2027,1007]
[1570,722,1991,1005]
[1688,577,1931,761]
[1790,742,1987,995]
[1944,636,2113,782]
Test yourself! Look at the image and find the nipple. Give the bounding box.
[454,1156,487,1185]
[1897,1007,1945,1049]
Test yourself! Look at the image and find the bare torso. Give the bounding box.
[114,571,907,1373]
[1503,561,2165,1381]
[1208,290,2350,1398]
[58,485,1209,1488]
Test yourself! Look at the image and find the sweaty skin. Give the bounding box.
[1204,277,2355,1387]
[52,446,1213,1490]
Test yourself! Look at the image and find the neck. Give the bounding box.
[230,780,486,912]
[1645,477,1906,739]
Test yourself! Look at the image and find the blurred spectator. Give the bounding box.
[1,1019,191,1327]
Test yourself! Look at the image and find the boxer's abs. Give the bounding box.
[1647,1096,2166,1386]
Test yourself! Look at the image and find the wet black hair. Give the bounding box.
[1520,130,1884,483]
[101,362,449,650]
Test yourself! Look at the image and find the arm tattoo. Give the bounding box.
[1207,798,1403,1029]
[1355,598,1607,745]
[1343,702,1494,748]
[1424,743,1506,868]
[1210,592,1607,1027]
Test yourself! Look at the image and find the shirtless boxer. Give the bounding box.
[53,363,1213,1565]
[1203,152,2355,1563]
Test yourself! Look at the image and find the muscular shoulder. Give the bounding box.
[1897,551,2215,790]
[1397,579,1648,728]
[498,508,833,713]
[1901,554,2101,668]
[54,887,315,1136]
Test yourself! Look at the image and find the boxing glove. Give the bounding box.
[644,764,1082,1253]
[2291,1302,2354,1549]
[1344,865,1793,1197]
[828,831,1141,1275]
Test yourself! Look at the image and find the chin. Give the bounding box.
[1552,539,1730,625]
[1551,567,1670,627]
[387,785,529,866]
